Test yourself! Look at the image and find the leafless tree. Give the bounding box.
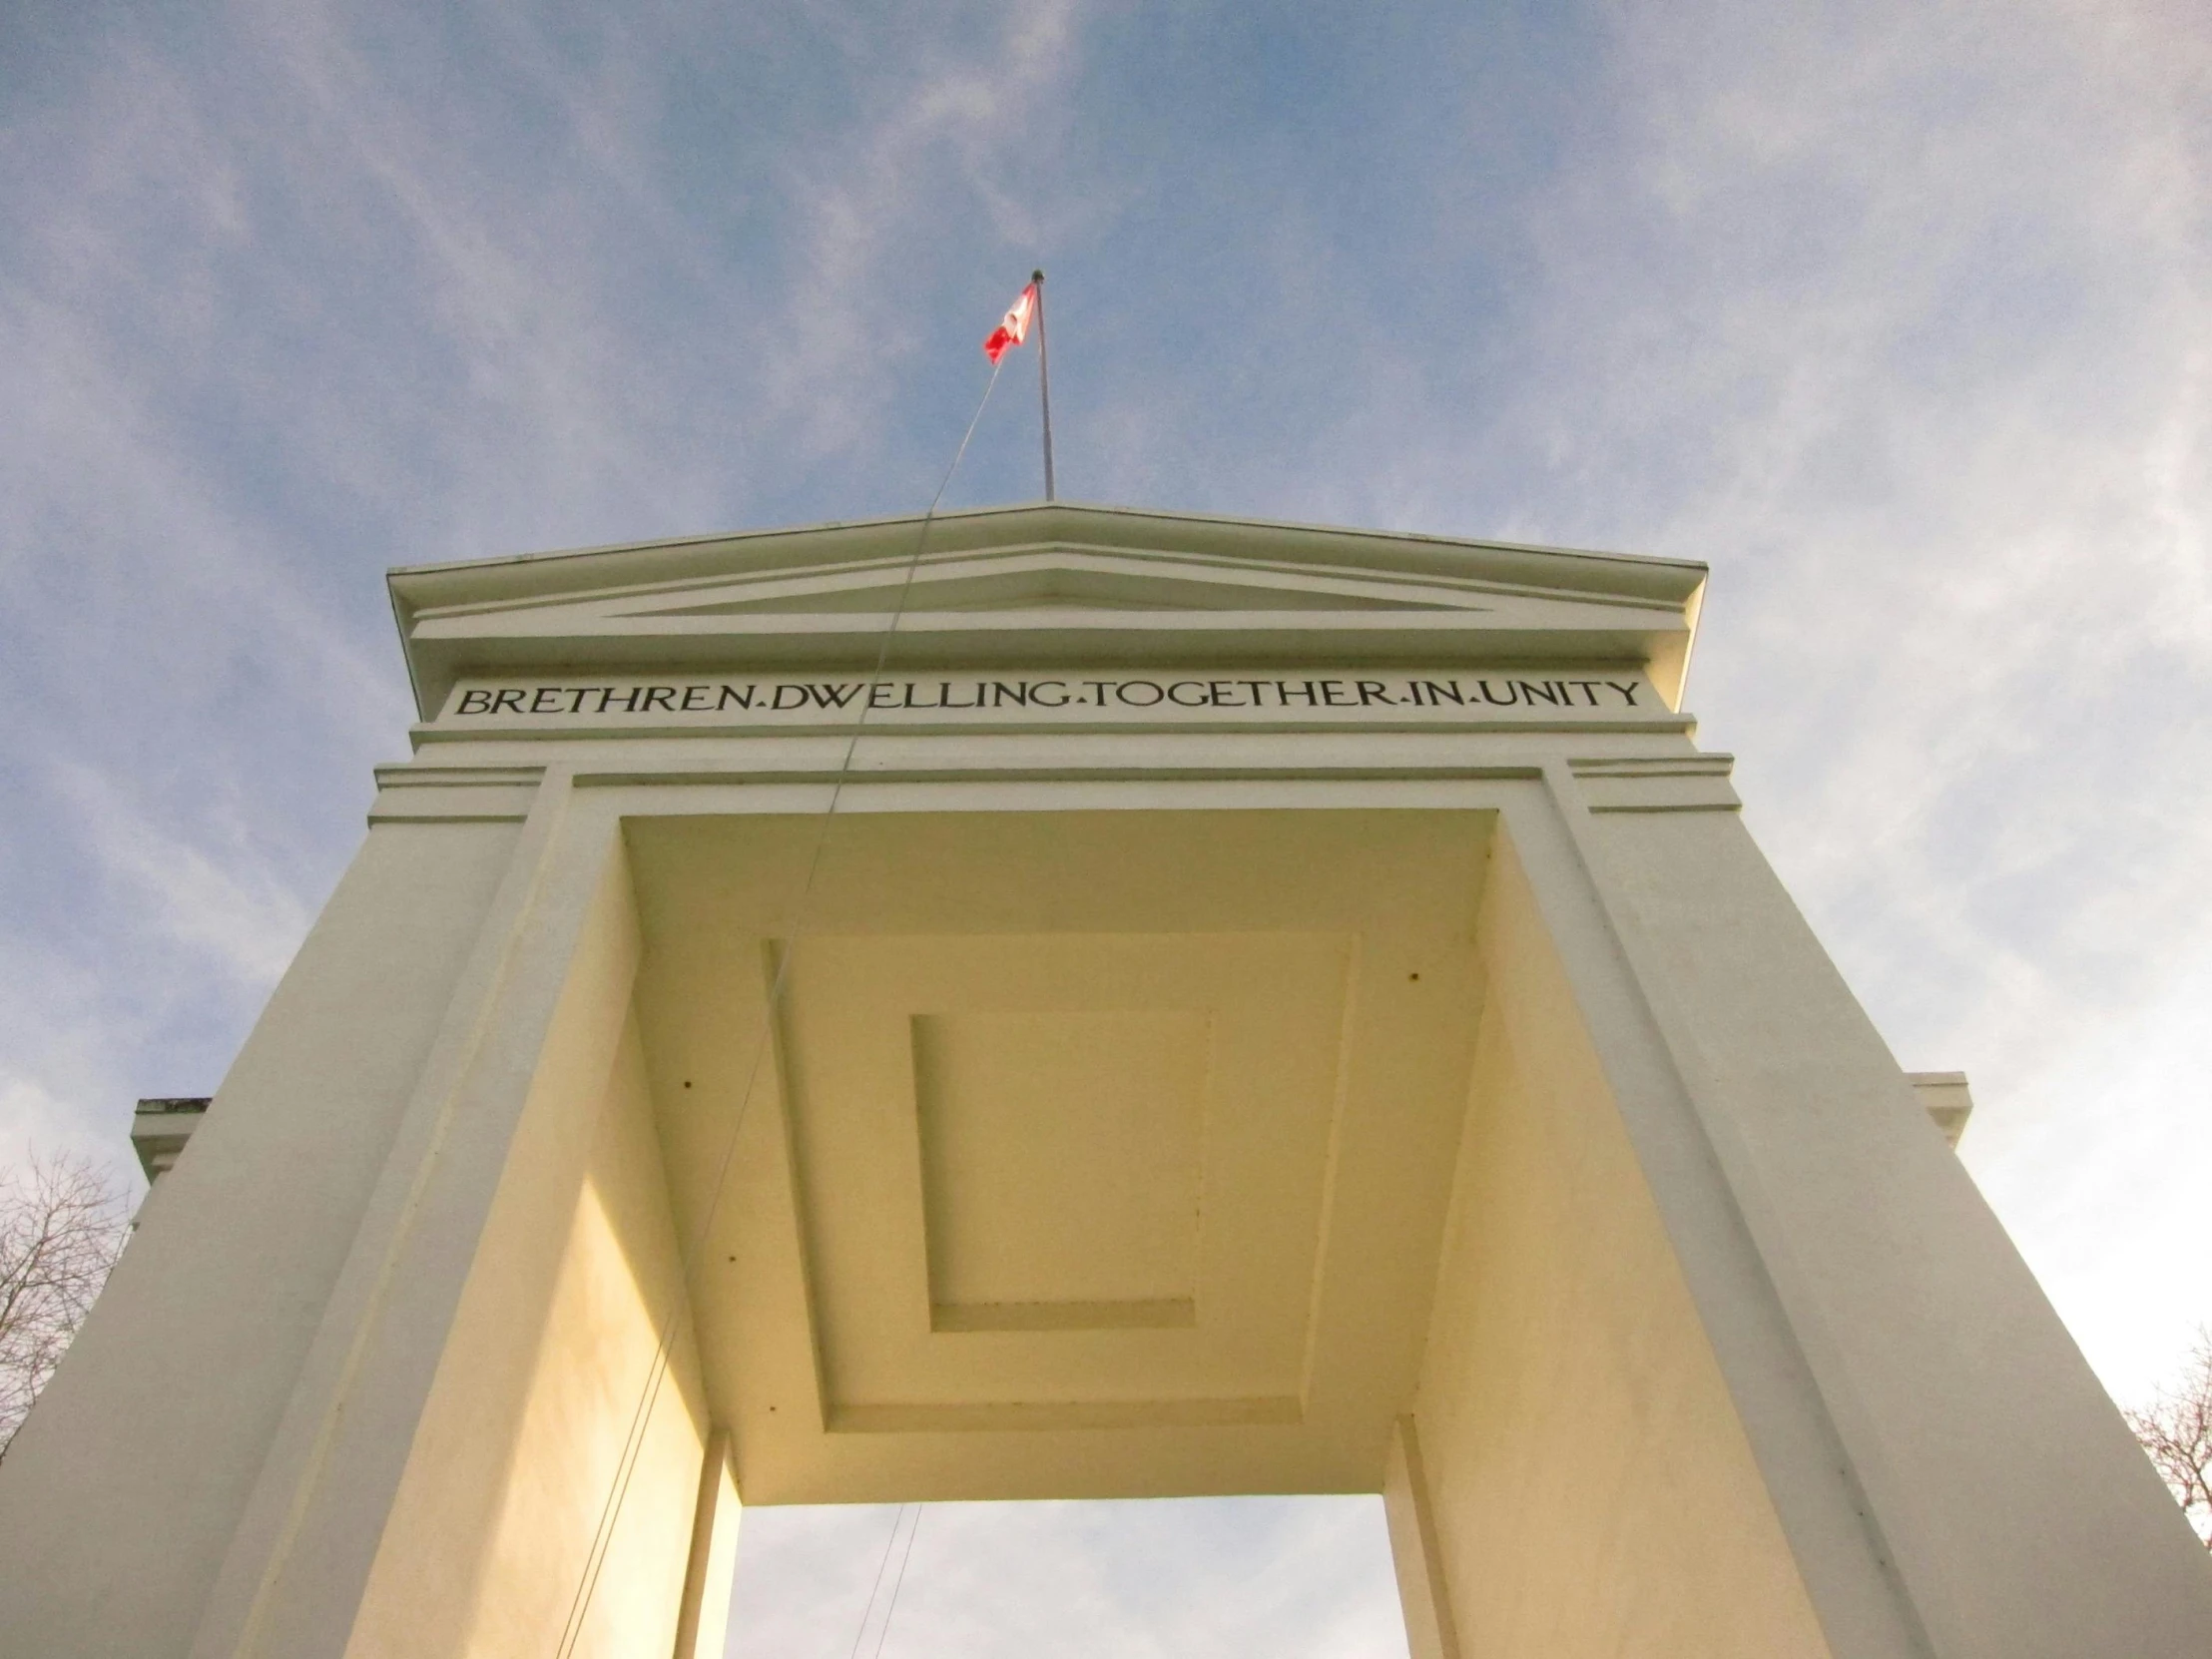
[2126,1328,2212,1549]
[0,1150,131,1456]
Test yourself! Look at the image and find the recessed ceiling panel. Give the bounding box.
[912,1008,1209,1331]
[627,807,1493,1501]
[775,929,1355,1422]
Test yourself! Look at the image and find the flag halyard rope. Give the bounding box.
[844,1505,911,1659]
[867,1504,924,1659]
[552,357,1006,1659]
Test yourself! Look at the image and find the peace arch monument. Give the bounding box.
[3,503,2207,1657]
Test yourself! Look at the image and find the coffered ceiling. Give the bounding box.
[627,806,1495,1501]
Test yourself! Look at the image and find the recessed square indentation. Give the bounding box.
[911,1010,1208,1333]
[769,925,1369,1419]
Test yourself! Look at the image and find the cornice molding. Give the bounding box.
[387,502,1708,720]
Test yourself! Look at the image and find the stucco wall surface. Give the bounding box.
[0,821,521,1659]
[1409,830,1832,1658]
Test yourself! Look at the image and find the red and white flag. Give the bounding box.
[982,282,1036,363]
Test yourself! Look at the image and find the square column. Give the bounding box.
[1388,771,2212,1659]
[0,810,532,1658]
[1569,790,2212,1655]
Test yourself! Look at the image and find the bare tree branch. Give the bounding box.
[0,1150,131,1456]
[2126,1327,2212,1549]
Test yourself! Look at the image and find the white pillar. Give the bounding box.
[672,1428,744,1659]
[0,767,724,1659]
[1381,1416,1459,1659]
[179,775,716,1659]
[0,794,537,1658]
[1562,780,2212,1656]
[1402,810,1843,1658]
[1391,765,2212,1659]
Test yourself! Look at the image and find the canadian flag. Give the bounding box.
[982,282,1037,363]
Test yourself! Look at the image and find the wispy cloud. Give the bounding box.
[728,1497,1406,1659]
[1519,1,2212,1395]
[4,0,2210,1646]
[48,763,314,989]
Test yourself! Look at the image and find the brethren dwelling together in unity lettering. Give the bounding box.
[4,502,2208,1659]
[447,673,1653,719]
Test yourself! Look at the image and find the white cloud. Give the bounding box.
[4,0,2209,1642]
[0,1075,136,1191]
[726,1497,1407,1659]
[1967,932,2212,1398]
[1368,0,2212,1399]
[47,763,314,990]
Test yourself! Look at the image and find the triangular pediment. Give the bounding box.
[626,552,1464,617]
[388,502,1706,717]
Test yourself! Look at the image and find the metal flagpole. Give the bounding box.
[1033,268,1056,500]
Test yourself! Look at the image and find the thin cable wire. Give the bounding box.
[553,359,1007,1658]
[844,1506,910,1659]
[867,1504,924,1659]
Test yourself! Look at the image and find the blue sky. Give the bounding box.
[4,0,2209,1650]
